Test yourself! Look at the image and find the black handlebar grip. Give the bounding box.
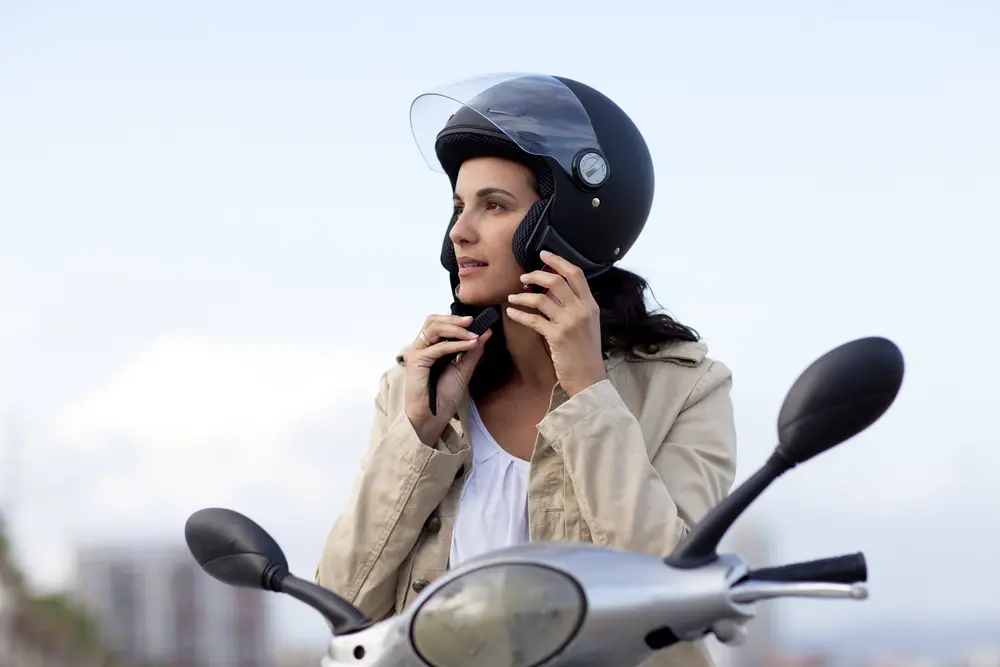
[745,552,867,584]
[427,307,501,416]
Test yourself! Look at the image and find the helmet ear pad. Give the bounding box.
[436,132,555,279]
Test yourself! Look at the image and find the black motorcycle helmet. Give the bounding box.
[411,73,655,299]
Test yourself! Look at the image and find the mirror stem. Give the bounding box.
[665,452,794,568]
[261,562,288,592]
[277,573,371,634]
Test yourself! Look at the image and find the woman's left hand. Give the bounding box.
[506,250,607,397]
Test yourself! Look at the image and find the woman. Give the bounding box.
[316,74,737,667]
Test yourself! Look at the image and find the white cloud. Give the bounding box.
[55,334,391,456]
[13,334,399,592]
[54,335,395,514]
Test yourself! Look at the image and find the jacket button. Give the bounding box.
[454,465,465,480]
[412,578,430,593]
[425,515,442,534]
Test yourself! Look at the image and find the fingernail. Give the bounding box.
[540,250,552,257]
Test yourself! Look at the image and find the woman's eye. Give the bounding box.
[485,201,506,212]
[452,205,464,217]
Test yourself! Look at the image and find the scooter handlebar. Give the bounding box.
[744,551,867,585]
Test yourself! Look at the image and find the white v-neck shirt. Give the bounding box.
[448,400,531,569]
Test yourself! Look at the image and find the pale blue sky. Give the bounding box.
[1,0,998,652]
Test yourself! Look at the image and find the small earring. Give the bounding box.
[522,283,531,291]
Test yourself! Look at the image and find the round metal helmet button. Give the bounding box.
[577,151,608,187]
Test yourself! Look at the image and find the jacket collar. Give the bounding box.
[604,340,707,371]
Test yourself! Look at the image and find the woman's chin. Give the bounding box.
[455,285,506,307]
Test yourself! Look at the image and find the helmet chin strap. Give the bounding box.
[426,280,500,417]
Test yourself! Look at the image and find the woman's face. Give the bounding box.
[449,156,540,306]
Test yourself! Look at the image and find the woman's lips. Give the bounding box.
[458,263,488,277]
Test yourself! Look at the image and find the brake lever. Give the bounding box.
[729,580,868,604]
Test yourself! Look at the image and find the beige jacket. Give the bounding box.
[316,340,738,667]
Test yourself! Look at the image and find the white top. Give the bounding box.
[448,400,531,569]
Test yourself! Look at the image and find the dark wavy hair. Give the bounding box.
[454,267,700,401]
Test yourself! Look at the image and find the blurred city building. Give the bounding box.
[72,542,271,667]
[3,513,123,667]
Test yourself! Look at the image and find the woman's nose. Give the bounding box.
[448,211,478,246]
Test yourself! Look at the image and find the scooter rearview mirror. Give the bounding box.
[666,336,904,569]
[776,336,904,465]
[184,507,371,634]
[184,507,287,590]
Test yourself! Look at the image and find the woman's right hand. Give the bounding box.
[403,314,494,446]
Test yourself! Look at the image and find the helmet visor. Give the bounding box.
[409,73,607,186]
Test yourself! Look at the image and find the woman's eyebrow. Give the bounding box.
[454,187,518,202]
[476,187,516,199]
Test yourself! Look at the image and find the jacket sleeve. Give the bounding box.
[535,360,738,557]
[315,370,464,620]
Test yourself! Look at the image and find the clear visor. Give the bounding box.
[409,73,605,181]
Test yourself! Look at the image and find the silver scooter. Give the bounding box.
[184,336,904,667]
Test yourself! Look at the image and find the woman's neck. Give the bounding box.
[501,309,558,391]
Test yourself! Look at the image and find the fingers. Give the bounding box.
[421,314,473,331]
[417,338,481,365]
[507,291,560,321]
[519,251,601,324]
[414,314,474,349]
[539,249,590,297]
[505,306,555,337]
[520,269,576,304]
[453,328,493,376]
[423,321,480,344]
